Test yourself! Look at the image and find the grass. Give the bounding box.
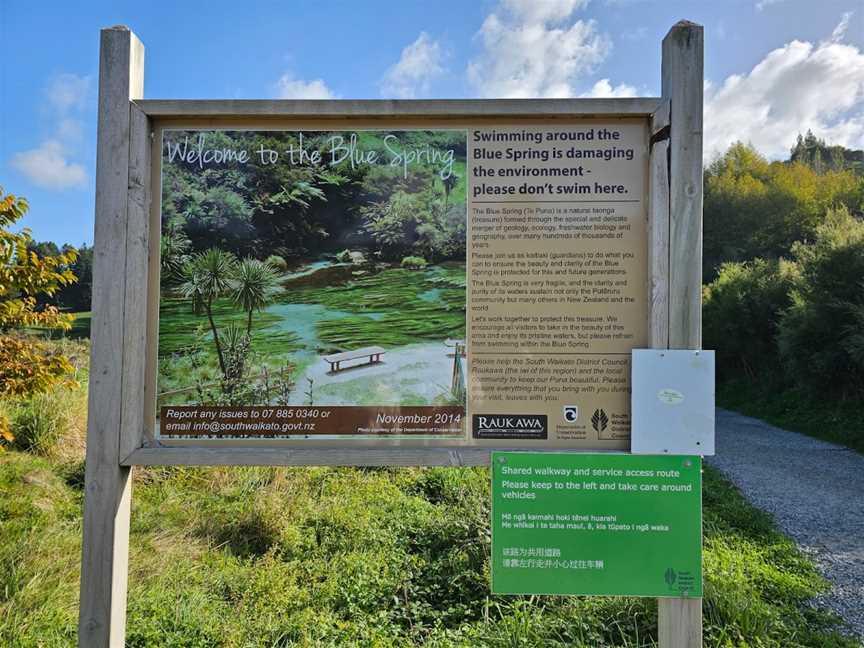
[68,312,91,339]
[717,377,864,454]
[0,338,89,462]
[1,345,858,647]
[23,311,92,340]
[0,457,855,647]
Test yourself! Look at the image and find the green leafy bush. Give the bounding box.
[778,207,864,397]
[264,255,287,272]
[401,256,428,270]
[703,258,798,380]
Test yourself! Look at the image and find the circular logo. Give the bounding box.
[562,406,579,422]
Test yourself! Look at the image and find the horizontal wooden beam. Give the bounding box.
[135,97,663,119]
[123,446,627,467]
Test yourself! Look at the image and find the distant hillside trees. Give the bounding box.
[29,241,92,312]
[703,138,864,401]
[791,130,864,175]
[703,142,864,281]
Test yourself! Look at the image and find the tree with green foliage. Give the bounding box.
[703,258,798,379]
[179,248,237,376]
[0,187,80,446]
[1,188,77,332]
[790,130,864,175]
[362,189,465,262]
[160,221,192,285]
[56,244,93,311]
[442,172,458,209]
[778,206,864,398]
[231,258,279,335]
[703,142,864,280]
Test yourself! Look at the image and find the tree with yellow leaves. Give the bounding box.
[1,186,80,445]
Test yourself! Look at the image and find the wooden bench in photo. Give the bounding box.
[323,346,386,373]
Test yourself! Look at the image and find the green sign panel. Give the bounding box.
[491,452,702,597]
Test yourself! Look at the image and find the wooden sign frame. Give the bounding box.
[79,22,702,647]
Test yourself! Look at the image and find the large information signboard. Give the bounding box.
[81,22,707,648]
[491,452,702,597]
[153,121,648,447]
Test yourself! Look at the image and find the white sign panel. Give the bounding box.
[630,349,715,455]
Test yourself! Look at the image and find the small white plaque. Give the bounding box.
[630,349,715,455]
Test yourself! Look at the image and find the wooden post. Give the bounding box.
[78,26,144,648]
[658,19,704,648]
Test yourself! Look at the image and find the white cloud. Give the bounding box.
[467,0,611,98]
[381,32,446,99]
[502,0,590,24]
[704,17,864,160]
[580,79,638,98]
[9,73,90,191]
[830,11,852,42]
[46,73,90,113]
[10,140,87,189]
[274,74,337,100]
[756,0,785,10]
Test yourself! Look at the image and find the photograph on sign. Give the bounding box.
[491,452,702,598]
[153,121,648,447]
[157,129,467,440]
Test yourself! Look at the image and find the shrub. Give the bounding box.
[264,255,287,272]
[0,403,13,450]
[335,249,352,263]
[778,207,864,397]
[400,255,428,270]
[703,258,798,380]
[0,335,77,397]
[1,187,79,399]
[1,338,87,457]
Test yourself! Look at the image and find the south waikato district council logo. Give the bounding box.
[591,408,609,432]
[664,567,677,588]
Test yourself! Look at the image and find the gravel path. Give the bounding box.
[708,409,864,639]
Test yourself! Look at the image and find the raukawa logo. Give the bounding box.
[477,416,544,430]
[472,414,548,439]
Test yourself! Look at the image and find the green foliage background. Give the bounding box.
[703,140,864,418]
[160,130,467,265]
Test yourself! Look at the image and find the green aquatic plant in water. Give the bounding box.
[278,266,466,353]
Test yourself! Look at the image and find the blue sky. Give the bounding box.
[2,0,862,246]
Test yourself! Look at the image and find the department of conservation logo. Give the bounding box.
[562,405,579,423]
[591,409,609,432]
